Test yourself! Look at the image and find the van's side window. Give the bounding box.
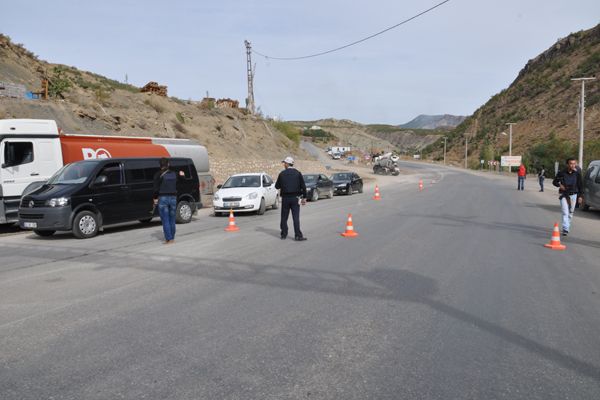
[99,162,122,186]
[3,142,34,167]
[125,160,160,183]
[169,161,192,179]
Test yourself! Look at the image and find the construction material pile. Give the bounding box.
[141,81,167,97]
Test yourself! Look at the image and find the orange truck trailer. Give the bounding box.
[0,119,212,224]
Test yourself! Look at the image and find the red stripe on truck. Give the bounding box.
[60,135,169,164]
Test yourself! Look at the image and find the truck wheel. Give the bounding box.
[73,211,99,239]
[176,201,193,224]
[34,230,55,237]
[257,198,266,215]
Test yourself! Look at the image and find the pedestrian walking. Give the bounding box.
[275,156,307,241]
[538,166,546,192]
[517,163,527,190]
[153,158,184,244]
[552,158,584,236]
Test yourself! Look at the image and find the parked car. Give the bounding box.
[213,173,279,216]
[582,160,600,211]
[18,157,200,239]
[303,174,334,201]
[331,172,363,195]
[331,152,342,160]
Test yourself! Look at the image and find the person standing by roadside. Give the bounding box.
[153,158,184,244]
[538,166,546,192]
[552,158,584,236]
[517,163,527,191]
[275,156,307,241]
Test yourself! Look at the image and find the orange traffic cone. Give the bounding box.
[224,210,240,232]
[373,185,381,200]
[341,214,359,238]
[419,179,424,191]
[543,222,566,250]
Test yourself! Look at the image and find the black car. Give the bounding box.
[331,172,363,195]
[303,174,334,201]
[18,157,201,239]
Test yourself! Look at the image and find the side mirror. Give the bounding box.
[217,184,223,189]
[94,175,108,186]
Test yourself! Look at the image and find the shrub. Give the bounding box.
[175,112,185,124]
[272,121,300,145]
[48,66,71,98]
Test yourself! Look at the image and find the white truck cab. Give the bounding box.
[0,119,63,223]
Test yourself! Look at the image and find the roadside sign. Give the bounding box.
[501,156,522,167]
[480,159,484,164]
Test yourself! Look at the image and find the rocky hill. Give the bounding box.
[400,114,465,129]
[426,24,600,169]
[0,33,307,163]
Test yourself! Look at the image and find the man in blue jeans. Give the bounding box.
[552,158,584,236]
[153,158,184,244]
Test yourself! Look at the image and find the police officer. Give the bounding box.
[275,156,307,241]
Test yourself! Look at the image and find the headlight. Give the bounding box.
[46,197,69,207]
[247,192,259,199]
[213,193,220,201]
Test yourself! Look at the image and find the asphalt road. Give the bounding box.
[1,162,600,399]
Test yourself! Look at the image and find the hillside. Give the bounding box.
[400,114,465,129]
[291,119,443,154]
[426,24,600,169]
[0,33,307,162]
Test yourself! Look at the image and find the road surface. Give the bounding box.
[1,162,600,399]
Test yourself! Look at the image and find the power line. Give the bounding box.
[252,0,451,61]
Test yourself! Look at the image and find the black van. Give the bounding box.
[18,158,201,239]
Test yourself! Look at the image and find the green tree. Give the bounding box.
[48,66,71,98]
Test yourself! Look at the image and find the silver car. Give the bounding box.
[583,160,600,211]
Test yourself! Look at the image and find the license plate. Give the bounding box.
[23,222,37,228]
[223,202,240,208]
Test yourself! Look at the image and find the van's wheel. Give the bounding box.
[176,201,193,223]
[312,190,319,201]
[257,198,266,215]
[34,230,55,237]
[73,211,99,239]
[272,196,279,210]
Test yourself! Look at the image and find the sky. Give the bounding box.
[1,0,599,124]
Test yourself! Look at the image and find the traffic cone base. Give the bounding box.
[225,210,240,232]
[341,214,359,238]
[418,179,424,191]
[543,222,565,250]
[373,185,381,200]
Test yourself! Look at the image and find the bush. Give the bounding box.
[48,67,71,98]
[272,121,300,145]
[526,135,575,177]
[175,112,185,124]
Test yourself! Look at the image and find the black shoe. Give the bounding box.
[562,230,568,237]
[294,236,307,241]
[281,234,287,240]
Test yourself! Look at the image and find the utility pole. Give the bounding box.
[244,40,255,115]
[464,134,468,169]
[572,77,596,167]
[442,136,447,165]
[505,122,515,173]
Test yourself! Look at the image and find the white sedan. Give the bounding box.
[213,173,279,216]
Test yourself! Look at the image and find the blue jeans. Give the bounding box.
[517,176,525,190]
[158,196,177,241]
[560,194,577,232]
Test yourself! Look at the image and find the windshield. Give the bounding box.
[303,175,318,183]
[332,173,351,180]
[48,162,99,185]
[222,175,261,188]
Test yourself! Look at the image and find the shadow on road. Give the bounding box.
[524,202,600,221]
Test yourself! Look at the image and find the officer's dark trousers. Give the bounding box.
[280,196,302,238]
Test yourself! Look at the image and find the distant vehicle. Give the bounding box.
[213,173,279,216]
[0,118,212,225]
[331,172,363,195]
[582,160,600,211]
[303,174,334,201]
[331,146,351,154]
[331,152,342,160]
[373,152,400,175]
[18,157,200,239]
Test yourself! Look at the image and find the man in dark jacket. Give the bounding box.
[153,158,184,244]
[552,158,584,236]
[275,156,307,241]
